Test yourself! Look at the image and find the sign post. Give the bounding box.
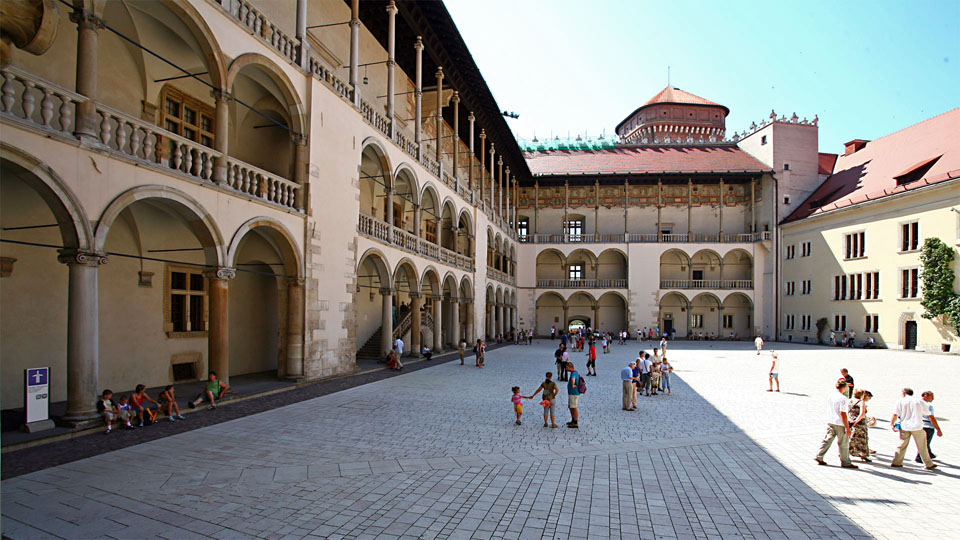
[22,367,55,433]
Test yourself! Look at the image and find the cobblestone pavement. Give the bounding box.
[2,341,957,539]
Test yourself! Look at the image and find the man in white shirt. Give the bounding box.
[815,378,858,468]
[890,388,937,469]
[394,337,404,356]
[640,353,654,396]
[754,336,764,355]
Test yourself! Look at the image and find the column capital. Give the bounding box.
[70,10,105,31]
[414,35,423,51]
[57,249,107,267]
[210,89,233,103]
[203,267,236,280]
[286,277,306,287]
[447,295,459,303]
[451,90,460,104]
[408,291,420,299]
[497,156,503,166]
[505,165,510,175]
[291,132,308,146]
[386,0,398,14]
[479,128,486,139]
[435,66,444,79]
[489,142,495,153]
[379,287,394,296]
[468,111,475,122]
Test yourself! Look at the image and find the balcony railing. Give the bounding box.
[358,213,475,272]
[537,279,628,289]
[0,66,303,213]
[520,231,771,244]
[486,267,515,286]
[217,0,299,65]
[659,279,754,290]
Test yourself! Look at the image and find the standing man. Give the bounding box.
[561,346,571,382]
[767,352,780,392]
[551,325,556,341]
[754,335,764,355]
[891,388,937,470]
[621,362,638,411]
[840,368,854,398]
[554,344,565,381]
[394,335,404,357]
[917,391,942,463]
[566,362,581,428]
[526,372,560,428]
[814,378,858,468]
[640,353,654,397]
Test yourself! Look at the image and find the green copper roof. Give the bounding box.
[517,137,619,152]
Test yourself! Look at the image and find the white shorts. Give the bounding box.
[568,395,580,408]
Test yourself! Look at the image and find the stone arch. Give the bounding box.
[721,248,753,281]
[420,184,441,243]
[439,199,457,251]
[226,53,305,134]
[357,248,391,289]
[226,217,302,278]
[420,266,441,298]
[393,164,420,205]
[393,258,421,295]
[459,275,474,301]
[597,291,628,332]
[597,248,628,281]
[0,143,92,250]
[94,185,224,267]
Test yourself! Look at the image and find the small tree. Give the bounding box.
[920,237,960,334]
[815,317,830,344]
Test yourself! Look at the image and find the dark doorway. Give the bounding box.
[663,319,674,335]
[905,321,918,350]
[692,270,704,281]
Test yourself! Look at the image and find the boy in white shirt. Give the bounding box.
[767,352,780,392]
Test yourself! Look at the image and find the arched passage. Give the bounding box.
[440,200,457,252]
[356,250,392,358]
[690,249,722,283]
[691,292,723,338]
[535,292,565,336]
[597,249,628,281]
[659,249,690,282]
[420,186,440,244]
[359,141,392,222]
[658,292,690,338]
[722,292,753,339]
[721,249,753,282]
[597,292,628,333]
[457,209,474,259]
[567,292,597,332]
[459,276,474,343]
[393,166,418,233]
[536,249,565,283]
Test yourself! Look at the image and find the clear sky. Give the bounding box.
[445,0,960,154]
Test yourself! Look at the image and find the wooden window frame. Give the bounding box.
[163,264,208,339]
[160,85,216,148]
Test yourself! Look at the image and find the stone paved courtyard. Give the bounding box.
[2,341,958,540]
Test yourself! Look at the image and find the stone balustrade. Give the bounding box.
[1,66,85,137]
[225,158,302,211]
[536,279,628,289]
[218,0,299,65]
[659,279,754,290]
[520,231,772,244]
[486,267,515,286]
[358,213,474,272]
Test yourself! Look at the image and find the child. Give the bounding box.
[649,358,661,395]
[458,339,466,365]
[158,385,186,421]
[96,390,117,434]
[767,353,780,392]
[511,386,525,425]
[660,358,673,395]
[116,396,137,428]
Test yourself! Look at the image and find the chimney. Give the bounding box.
[843,139,869,156]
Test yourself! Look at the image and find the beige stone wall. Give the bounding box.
[780,183,960,351]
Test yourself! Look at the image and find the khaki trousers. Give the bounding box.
[816,424,851,466]
[892,429,933,467]
[622,380,634,409]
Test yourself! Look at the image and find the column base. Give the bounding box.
[58,411,102,429]
[20,419,56,433]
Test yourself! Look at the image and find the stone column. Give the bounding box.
[495,303,502,337]
[296,0,310,70]
[433,296,443,352]
[452,91,460,179]
[58,249,106,424]
[414,36,423,159]
[410,292,422,357]
[467,112,475,190]
[71,3,102,140]
[349,0,360,105]
[211,91,232,184]
[292,134,307,210]
[534,182,539,234]
[285,278,305,378]
[385,1,397,137]
[594,305,600,332]
[385,187,395,227]
[435,67,444,164]
[380,288,393,356]
[465,302,475,343]
[487,302,494,338]
[751,178,757,233]
[497,157,504,219]
[489,143,496,209]
[479,130,487,202]
[505,167,511,225]
[719,177,725,236]
[687,178,693,234]
[450,296,460,346]
[204,267,235,385]
[413,205,421,237]
[657,178,663,241]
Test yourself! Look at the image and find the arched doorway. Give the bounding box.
[567,292,596,332]
[535,292,565,337]
[721,292,753,339]
[597,292,628,333]
[658,292,690,337]
[359,143,392,222]
[356,250,391,360]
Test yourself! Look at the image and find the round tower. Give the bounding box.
[616,86,729,144]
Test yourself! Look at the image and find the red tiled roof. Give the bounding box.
[524,145,772,176]
[643,86,723,108]
[818,152,838,175]
[784,107,960,223]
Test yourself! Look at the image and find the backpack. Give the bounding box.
[576,373,587,394]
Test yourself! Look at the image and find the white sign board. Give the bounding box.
[25,367,50,424]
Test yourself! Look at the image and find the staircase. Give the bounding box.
[357,327,383,362]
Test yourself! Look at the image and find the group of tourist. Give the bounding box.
[816,379,941,470]
[98,371,228,434]
[619,348,673,410]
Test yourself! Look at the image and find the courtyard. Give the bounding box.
[2,341,958,540]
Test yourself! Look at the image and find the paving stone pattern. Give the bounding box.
[2,341,958,539]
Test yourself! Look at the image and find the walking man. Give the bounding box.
[815,378,858,468]
[754,335,764,355]
[916,391,942,463]
[566,362,581,428]
[891,388,937,470]
[840,368,854,398]
[767,352,780,392]
[621,362,638,411]
[394,336,404,357]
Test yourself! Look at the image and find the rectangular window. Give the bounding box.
[900,268,919,298]
[159,86,216,148]
[784,314,795,330]
[566,219,583,241]
[841,275,847,300]
[802,280,811,295]
[165,266,207,336]
[864,271,880,300]
[517,219,529,238]
[844,231,866,259]
[424,220,437,244]
[785,245,795,259]
[785,281,795,296]
[801,314,812,331]
[864,314,879,333]
[834,314,847,331]
[901,222,919,252]
[834,275,841,300]
[568,264,583,281]
[801,241,811,257]
[691,314,704,328]
[855,273,863,300]
[722,314,734,329]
